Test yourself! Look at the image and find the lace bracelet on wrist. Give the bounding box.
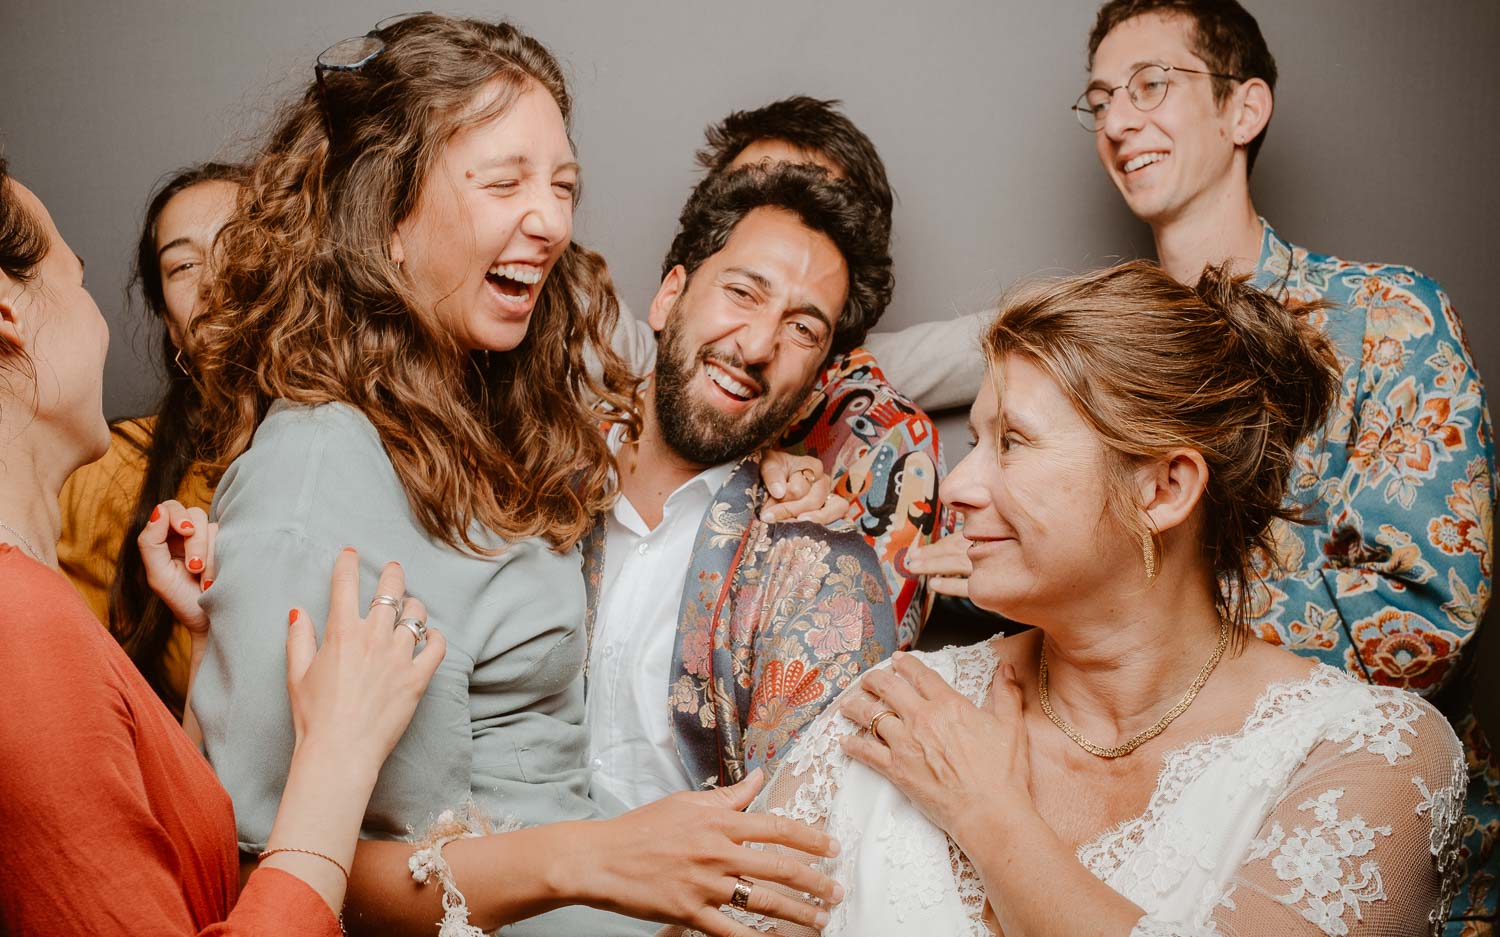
[408,802,523,937]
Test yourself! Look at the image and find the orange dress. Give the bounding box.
[0,545,339,935]
[57,416,215,705]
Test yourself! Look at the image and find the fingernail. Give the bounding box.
[342,546,356,553]
[149,505,161,523]
[201,578,214,592]
[759,510,773,522]
[187,557,204,573]
[797,513,812,521]
[770,483,785,498]
[179,520,195,534]
[288,609,298,626]
[833,879,845,896]
[816,911,830,926]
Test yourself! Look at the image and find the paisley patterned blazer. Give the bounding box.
[583,455,898,789]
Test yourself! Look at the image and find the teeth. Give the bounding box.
[486,262,543,285]
[706,363,755,399]
[1123,152,1166,173]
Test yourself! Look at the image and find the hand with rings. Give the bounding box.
[369,590,430,645]
[838,652,1032,840]
[575,768,843,935]
[757,450,851,525]
[286,549,447,777]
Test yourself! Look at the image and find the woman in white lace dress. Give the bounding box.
[694,261,1468,937]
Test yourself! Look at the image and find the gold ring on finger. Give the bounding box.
[867,709,899,741]
[796,468,818,483]
[729,877,754,911]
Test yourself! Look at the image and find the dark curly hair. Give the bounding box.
[661,163,894,358]
[985,260,1337,634]
[1087,0,1278,172]
[695,96,893,242]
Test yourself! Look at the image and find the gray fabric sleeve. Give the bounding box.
[866,311,990,412]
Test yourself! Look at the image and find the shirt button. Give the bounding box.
[604,645,616,658]
[636,541,650,556]
[591,758,603,770]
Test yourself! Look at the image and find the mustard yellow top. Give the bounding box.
[57,416,215,708]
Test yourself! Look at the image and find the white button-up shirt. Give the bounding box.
[585,443,735,811]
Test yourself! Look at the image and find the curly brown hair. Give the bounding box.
[984,260,1338,632]
[192,15,636,554]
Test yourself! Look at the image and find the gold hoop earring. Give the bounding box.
[1141,529,1158,583]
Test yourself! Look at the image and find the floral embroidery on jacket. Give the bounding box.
[583,455,896,788]
[1248,222,1497,928]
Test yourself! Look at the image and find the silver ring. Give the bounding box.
[395,616,428,643]
[369,593,404,614]
[729,877,753,911]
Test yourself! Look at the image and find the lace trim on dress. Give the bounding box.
[1245,788,1391,935]
[1416,754,1469,934]
[1079,666,1345,882]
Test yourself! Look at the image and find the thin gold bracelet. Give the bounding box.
[258,846,351,883]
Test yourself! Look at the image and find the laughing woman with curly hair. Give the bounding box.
[165,14,839,937]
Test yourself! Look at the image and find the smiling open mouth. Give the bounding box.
[704,361,762,402]
[486,262,542,302]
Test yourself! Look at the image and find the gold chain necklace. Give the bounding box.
[1038,618,1230,759]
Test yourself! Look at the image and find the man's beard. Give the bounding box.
[653,310,812,467]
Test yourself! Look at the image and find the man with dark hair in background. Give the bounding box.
[614,95,953,650]
[583,162,900,808]
[1075,2,1495,931]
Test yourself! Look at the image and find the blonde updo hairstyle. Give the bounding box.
[983,260,1340,633]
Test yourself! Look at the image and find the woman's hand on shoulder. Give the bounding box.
[573,770,841,935]
[138,499,216,636]
[758,450,850,525]
[285,549,446,778]
[839,652,1031,840]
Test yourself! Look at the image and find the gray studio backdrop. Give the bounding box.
[1,0,1497,467]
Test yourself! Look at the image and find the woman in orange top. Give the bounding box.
[0,158,445,932]
[57,163,242,716]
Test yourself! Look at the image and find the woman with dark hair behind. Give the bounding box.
[57,162,243,716]
[0,153,447,936]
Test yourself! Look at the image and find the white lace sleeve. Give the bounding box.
[661,642,1003,937]
[1131,692,1467,937]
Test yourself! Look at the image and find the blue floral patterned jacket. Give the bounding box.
[583,455,897,789]
[1249,221,1496,930]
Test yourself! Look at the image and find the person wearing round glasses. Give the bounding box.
[1076,4,1496,932]
[901,1,1495,932]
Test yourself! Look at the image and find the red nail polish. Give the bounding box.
[150,505,161,523]
[342,546,356,553]
[187,557,204,573]
[288,609,298,626]
[201,578,214,592]
[180,520,195,534]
